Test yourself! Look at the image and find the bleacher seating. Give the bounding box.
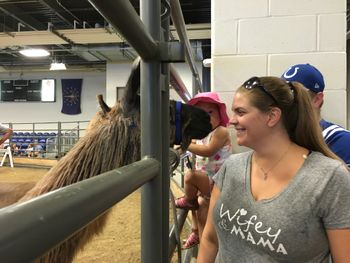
[9,132,57,156]
[9,131,77,158]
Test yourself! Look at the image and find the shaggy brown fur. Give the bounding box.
[0,182,36,208]
[1,58,211,262]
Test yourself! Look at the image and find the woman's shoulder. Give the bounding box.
[309,151,343,165]
[225,151,252,165]
[307,151,348,174]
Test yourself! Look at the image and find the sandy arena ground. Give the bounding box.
[0,164,189,263]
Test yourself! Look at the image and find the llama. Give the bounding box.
[3,58,212,263]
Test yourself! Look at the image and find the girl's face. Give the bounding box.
[195,101,221,129]
[229,92,270,148]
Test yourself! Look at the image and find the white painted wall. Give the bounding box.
[0,71,106,124]
[106,61,203,104]
[0,61,202,126]
[212,0,347,128]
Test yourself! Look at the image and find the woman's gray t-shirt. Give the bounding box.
[212,151,350,262]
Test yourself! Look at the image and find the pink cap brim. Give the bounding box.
[188,96,229,127]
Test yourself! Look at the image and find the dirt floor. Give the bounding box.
[0,164,190,263]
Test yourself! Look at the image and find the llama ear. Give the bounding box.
[97,94,111,114]
[122,57,141,113]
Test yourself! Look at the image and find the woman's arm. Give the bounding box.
[188,126,230,157]
[327,228,350,262]
[197,185,220,263]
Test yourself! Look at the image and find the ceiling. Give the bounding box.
[0,0,211,72]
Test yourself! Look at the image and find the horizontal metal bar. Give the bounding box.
[88,0,158,60]
[0,157,160,262]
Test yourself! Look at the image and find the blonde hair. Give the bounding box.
[238,76,341,162]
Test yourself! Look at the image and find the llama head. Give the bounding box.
[120,57,211,149]
[169,100,211,150]
[90,56,212,150]
[90,95,211,150]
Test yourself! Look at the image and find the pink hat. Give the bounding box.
[188,92,229,127]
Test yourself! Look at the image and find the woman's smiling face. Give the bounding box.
[229,91,270,148]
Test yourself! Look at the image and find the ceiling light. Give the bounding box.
[19,48,50,57]
[50,62,67,71]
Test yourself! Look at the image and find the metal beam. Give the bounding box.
[0,5,45,30]
[39,0,76,27]
[88,0,158,60]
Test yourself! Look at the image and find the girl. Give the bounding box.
[175,92,232,249]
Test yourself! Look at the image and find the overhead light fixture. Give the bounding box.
[19,48,50,57]
[50,62,67,71]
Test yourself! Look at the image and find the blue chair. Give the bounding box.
[25,138,33,143]
[38,138,46,144]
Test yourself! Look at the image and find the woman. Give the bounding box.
[197,77,350,262]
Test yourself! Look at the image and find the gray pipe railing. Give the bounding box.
[88,0,158,60]
[0,158,160,262]
[140,0,165,261]
[169,207,189,260]
[170,0,203,93]
[0,0,202,261]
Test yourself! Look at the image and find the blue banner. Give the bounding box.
[61,79,82,115]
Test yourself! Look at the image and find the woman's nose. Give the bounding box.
[229,115,237,125]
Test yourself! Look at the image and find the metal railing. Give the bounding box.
[0,158,159,262]
[0,0,203,261]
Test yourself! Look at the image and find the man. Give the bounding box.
[282,63,350,166]
[0,123,13,146]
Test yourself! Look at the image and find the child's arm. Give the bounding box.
[187,126,230,157]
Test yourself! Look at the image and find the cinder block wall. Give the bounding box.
[212,0,347,128]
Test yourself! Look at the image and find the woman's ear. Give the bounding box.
[267,107,282,127]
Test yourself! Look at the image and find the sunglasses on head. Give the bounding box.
[242,76,278,105]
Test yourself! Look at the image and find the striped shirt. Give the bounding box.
[320,119,350,166]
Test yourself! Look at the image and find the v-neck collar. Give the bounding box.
[245,151,314,204]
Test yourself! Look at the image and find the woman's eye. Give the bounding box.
[207,110,213,114]
[234,109,245,116]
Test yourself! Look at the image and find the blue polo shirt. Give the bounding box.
[320,119,350,166]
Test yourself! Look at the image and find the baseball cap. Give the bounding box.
[281,63,325,93]
[188,92,229,127]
